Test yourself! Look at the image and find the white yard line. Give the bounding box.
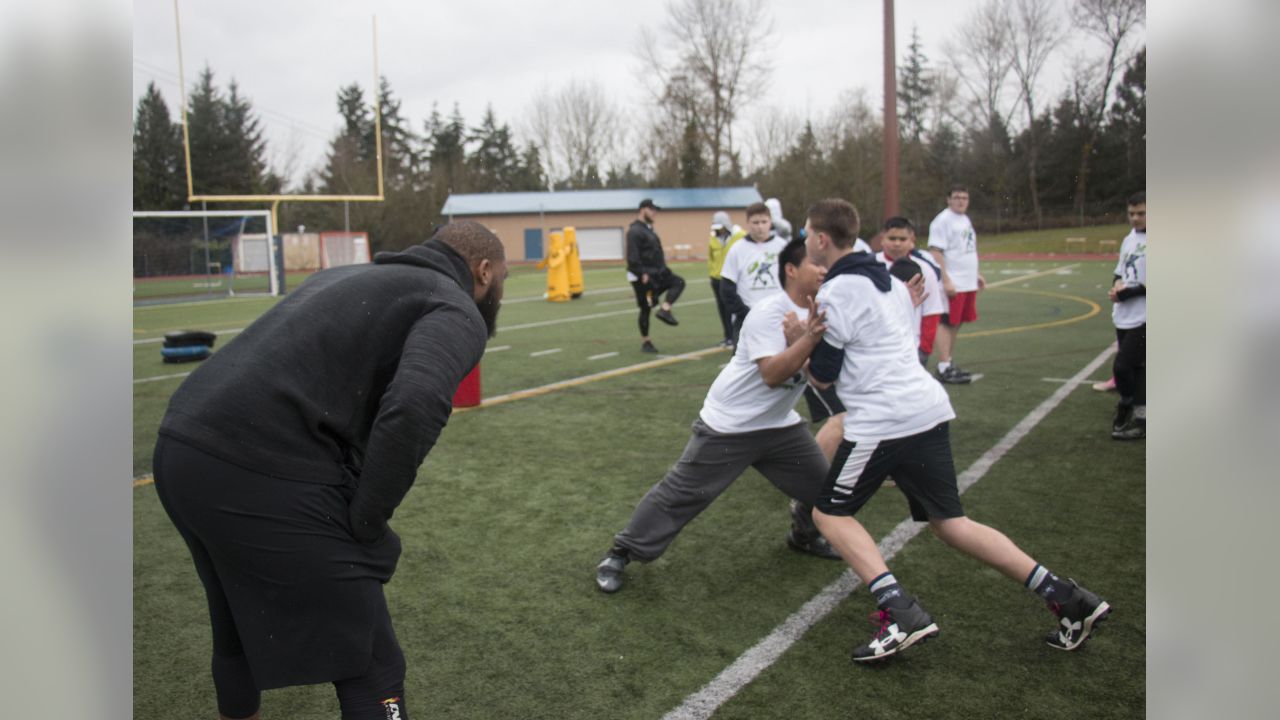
[530,348,563,357]
[485,345,511,354]
[588,352,620,361]
[134,372,193,385]
[661,343,1117,720]
[984,263,1079,289]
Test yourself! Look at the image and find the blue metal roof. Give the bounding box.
[441,187,763,216]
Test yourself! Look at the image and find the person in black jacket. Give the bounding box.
[626,198,686,353]
[153,221,507,720]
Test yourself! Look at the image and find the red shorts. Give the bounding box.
[943,291,978,326]
[919,314,941,354]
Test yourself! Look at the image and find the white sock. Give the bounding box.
[938,361,951,372]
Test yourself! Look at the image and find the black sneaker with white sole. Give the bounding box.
[595,550,630,593]
[1045,579,1111,650]
[935,366,972,385]
[851,599,940,662]
[1111,416,1144,440]
[787,499,843,560]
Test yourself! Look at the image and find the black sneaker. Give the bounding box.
[787,499,842,560]
[655,308,679,326]
[1045,579,1111,650]
[1111,416,1145,440]
[935,366,972,385]
[641,340,659,354]
[595,550,630,593]
[851,599,940,662]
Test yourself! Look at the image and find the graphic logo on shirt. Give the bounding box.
[1121,242,1146,284]
[747,252,779,289]
[382,697,404,720]
[962,228,976,252]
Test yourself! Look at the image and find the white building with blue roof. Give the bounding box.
[441,186,763,262]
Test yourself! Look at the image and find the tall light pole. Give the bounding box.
[883,0,900,219]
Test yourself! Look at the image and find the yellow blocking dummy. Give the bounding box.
[564,226,585,298]
[536,230,571,302]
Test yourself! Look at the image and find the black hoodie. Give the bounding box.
[159,238,488,540]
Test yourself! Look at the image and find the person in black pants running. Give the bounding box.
[1108,192,1147,440]
[627,198,685,353]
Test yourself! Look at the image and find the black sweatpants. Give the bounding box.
[631,270,686,337]
[710,277,733,341]
[1113,324,1146,405]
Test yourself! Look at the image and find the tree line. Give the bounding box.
[134,0,1145,251]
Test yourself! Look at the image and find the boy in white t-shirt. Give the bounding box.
[878,216,946,366]
[927,185,986,384]
[595,239,841,594]
[1109,192,1147,440]
[720,201,789,344]
[802,198,1111,662]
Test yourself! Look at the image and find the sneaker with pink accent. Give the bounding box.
[1045,579,1111,650]
[851,599,939,662]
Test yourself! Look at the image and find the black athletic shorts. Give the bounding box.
[815,421,964,521]
[803,383,846,424]
[153,435,402,689]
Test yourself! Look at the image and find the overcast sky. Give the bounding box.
[132,0,1114,187]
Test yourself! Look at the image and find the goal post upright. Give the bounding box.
[170,0,385,269]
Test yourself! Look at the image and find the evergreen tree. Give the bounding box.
[467,106,524,192]
[898,26,934,142]
[133,81,186,210]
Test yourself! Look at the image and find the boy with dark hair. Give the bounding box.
[803,198,1111,662]
[1109,192,1147,439]
[719,201,788,345]
[878,216,946,366]
[595,238,842,593]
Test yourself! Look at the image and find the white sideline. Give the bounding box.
[661,343,1117,720]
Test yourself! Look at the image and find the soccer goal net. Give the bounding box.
[133,209,278,303]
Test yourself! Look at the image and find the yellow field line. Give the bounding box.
[134,475,154,488]
[963,288,1101,338]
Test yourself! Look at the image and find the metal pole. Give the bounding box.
[882,0,900,219]
[201,200,212,295]
[344,200,350,233]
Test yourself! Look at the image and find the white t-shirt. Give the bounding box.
[720,235,788,308]
[877,251,947,323]
[928,209,980,291]
[853,238,872,254]
[699,292,808,434]
[816,273,956,442]
[1112,229,1147,329]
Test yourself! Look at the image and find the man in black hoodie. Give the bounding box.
[153,221,507,720]
[626,198,685,353]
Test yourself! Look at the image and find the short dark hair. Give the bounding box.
[777,238,808,291]
[745,201,771,218]
[806,199,860,248]
[433,220,505,267]
[949,185,969,196]
[1128,191,1146,206]
[883,216,915,232]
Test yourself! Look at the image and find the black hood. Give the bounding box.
[823,250,892,292]
[373,238,474,297]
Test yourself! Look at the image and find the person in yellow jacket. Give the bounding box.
[708,211,746,347]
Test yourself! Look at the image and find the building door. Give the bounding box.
[575,227,624,260]
[524,228,543,261]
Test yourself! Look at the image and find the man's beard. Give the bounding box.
[478,283,501,339]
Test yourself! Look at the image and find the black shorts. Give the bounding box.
[803,383,846,424]
[815,422,964,521]
[153,435,402,689]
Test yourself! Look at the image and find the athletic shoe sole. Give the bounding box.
[852,623,940,663]
[1047,601,1112,651]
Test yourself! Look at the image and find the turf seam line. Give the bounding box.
[661,342,1117,720]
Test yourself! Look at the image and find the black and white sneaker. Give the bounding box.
[1111,416,1145,440]
[1045,579,1111,651]
[851,599,940,662]
[655,308,679,326]
[935,366,972,385]
[595,550,629,593]
[786,499,842,560]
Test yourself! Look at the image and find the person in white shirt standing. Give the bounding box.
[595,239,842,594]
[720,201,789,345]
[1109,192,1147,440]
[801,198,1111,662]
[928,186,986,384]
[878,216,946,367]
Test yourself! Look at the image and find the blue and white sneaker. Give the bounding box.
[851,599,939,662]
[1045,579,1111,650]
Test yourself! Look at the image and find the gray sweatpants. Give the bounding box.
[613,419,829,562]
